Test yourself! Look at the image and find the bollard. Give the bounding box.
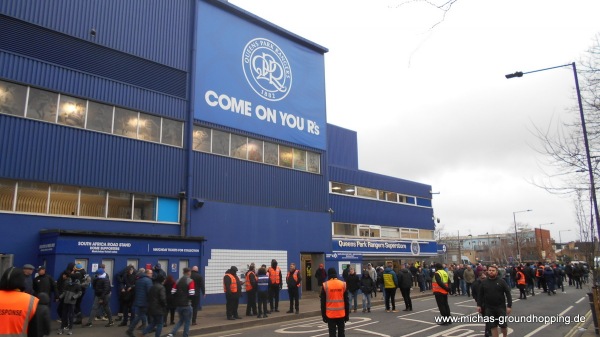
[589,289,600,335]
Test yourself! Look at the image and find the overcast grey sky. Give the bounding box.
[230,0,600,243]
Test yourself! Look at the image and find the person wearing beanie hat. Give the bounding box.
[0,267,49,337]
[71,263,90,324]
[84,267,113,327]
[244,263,257,317]
[267,259,282,313]
[321,267,349,337]
[223,266,242,320]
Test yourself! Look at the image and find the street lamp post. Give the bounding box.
[506,63,600,245]
[457,230,461,263]
[538,222,554,260]
[513,209,532,262]
[559,229,572,248]
[487,232,491,262]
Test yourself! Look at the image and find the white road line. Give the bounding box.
[353,328,391,336]
[576,296,586,304]
[398,323,446,337]
[398,317,437,325]
[523,305,574,337]
[280,317,321,327]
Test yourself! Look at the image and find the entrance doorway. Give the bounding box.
[301,253,323,292]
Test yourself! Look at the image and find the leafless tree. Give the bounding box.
[531,34,600,251]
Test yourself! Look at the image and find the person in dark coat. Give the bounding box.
[35,292,52,336]
[477,265,512,337]
[315,263,327,292]
[345,267,360,313]
[84,268,114,327]
[544,266,557,295]
[33,266,58,301]
[22,264,35,295]
[141,275,167,337]
[360,271,375,312]
[163,275,177,326]
[126,269,153,337]
[397,265,413,311]
[58,274,82,335]
[471,267,490,337]
[190,266,206,324]
[117,265,136,326]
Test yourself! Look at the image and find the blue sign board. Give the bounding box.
[195,2,327,149]
[38,234,201,257]
[325,253,362,261]
[332,239,437,256]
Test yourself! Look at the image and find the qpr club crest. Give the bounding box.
[411,240,420,256]
[242,38,292,101]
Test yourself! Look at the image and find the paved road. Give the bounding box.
[201,287,591,337]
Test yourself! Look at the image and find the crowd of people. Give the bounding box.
[1,258,590,337]
[0,262,206,337]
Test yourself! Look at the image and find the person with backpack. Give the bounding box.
[58,273,82,335]
[71,263,91,325]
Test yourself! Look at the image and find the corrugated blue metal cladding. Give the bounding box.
[0,115,186,195]
[0,0,193,70]
[326,124,359,170]
[329,194,435,230]
[192,152,328,211]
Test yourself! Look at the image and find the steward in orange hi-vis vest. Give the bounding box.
[0,267,48,337]
[320,268,349,337]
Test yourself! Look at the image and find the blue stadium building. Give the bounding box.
[0,0,436,313]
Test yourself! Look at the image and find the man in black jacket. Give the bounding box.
[84,268,113,327]
[477,265,512,337]
[33,266,58,301]
[397,264,413,311]
[190,266,206,325]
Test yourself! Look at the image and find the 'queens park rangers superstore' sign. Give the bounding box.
[333,239,438,256]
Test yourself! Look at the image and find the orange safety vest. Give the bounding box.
[223,274,237,293]
[0,290,39,337]
[245,271,256,291]
[287,270,301,287]
[516,271,526,285]
[535,267,544,278]
[323,279,346,319]
[268,266,281,285]
[432,270,449,295]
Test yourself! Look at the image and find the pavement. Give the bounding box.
[51,289,421,336]
[51,288,600,336]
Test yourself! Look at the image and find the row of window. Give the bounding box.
[0,179,179,223]
[0,79,184,147]
[193,125,321,173]
[0,79,323,173]
[330,182,432,207]
[333,222,434,240]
